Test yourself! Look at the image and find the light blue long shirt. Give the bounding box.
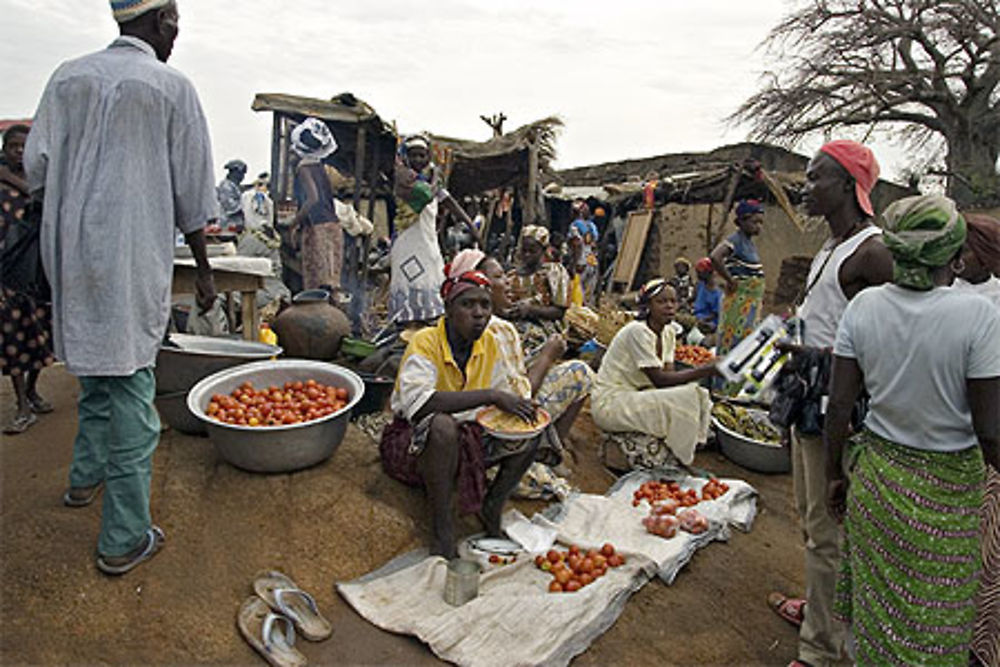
[25,36,218,376]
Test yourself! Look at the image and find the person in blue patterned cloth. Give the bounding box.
[712,198,766,362]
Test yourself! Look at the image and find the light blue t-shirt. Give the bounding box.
[835,284,1000,451]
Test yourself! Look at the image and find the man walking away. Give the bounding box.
[25,0,217,575]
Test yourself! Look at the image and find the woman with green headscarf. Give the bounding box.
[824,194,1000,665]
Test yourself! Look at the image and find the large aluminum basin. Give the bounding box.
[155,334,282,435]
[187,360,364,473]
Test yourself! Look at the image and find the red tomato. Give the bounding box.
[555,569,571,585]
[534,555,545,568]
[548,581,563,593]
[564,580,581,593]
[546,550,561,564]
[567,555,582,572]
[568,544,581,556]
[335,387,348,401]
[578,573,593,586]
[580,558,594,574]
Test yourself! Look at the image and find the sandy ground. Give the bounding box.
[1,366,808,665]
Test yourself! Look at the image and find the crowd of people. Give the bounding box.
[2,1,998,665]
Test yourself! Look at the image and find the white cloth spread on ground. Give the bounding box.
[338,550,652,667]
[337,469,757,666]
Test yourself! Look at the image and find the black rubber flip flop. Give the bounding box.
[96,526,165,576]
[63,482,103,508]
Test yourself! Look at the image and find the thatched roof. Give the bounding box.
[432,116,563,197]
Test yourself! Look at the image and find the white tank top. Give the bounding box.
[799,225,883,348]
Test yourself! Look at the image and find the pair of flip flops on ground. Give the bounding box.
[238,571,332,667]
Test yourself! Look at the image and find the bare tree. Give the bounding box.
[732,0,1000,207]
[480,112,507,138]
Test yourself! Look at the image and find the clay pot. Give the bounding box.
[272,289,351,360]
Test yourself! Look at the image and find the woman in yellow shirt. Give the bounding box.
[380,261,536,558]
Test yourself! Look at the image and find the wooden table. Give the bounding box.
[172,262,265,341]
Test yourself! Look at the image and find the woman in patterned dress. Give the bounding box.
[953,212,1000,667]
[505,225,571,357]
[825,196,999,665]
[0,125,55,434]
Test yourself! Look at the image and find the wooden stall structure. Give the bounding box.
[252,91,563,288]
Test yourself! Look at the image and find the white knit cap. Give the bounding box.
[110,0,172,23]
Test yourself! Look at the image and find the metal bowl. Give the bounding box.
[154,391,204,435]
[155,334,282,434]
[187,360,364,473]
[712,413,790,474]
[353,372,394,418]
[155,334,282,394]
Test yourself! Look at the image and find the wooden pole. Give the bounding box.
[526,138,539,226]
[270,113,281,201]
[350,126,367,276]
[362,135,378,290]
[712,164,742,248]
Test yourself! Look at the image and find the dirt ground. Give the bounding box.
[1,366,808,665]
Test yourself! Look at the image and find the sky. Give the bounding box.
[1,0,911,185]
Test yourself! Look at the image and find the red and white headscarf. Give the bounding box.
[441,249,490,303]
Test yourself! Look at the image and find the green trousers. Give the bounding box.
[69,368,160,557]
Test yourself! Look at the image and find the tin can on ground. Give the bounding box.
[443,558,480,606]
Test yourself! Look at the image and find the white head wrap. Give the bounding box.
[291,118,338,160]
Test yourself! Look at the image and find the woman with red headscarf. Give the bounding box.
[379,260,538,558]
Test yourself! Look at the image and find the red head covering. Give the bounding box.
[695,257,713,273]
[440,255,491,303]
[964,213,1000,275]
[819,140,880,217]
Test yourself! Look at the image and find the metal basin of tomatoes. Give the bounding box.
[187,359,364,473]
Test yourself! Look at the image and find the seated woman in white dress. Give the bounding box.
[592,279,718,468]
